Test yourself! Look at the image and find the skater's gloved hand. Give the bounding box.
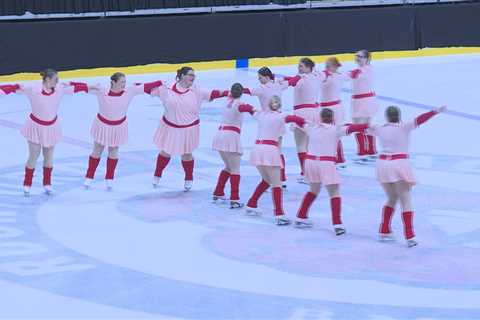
[349,69,361,79]
[285,115,306,127]
[238,103,255,115]
[285,75,301,87]
[68,81,89,93]
[242,88,252,95]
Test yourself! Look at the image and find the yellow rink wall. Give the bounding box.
[1,47,479,83]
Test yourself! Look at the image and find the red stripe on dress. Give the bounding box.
[293,103,319,110]
[97,113,126,125]
[320,100,341,107]
[352,92,375,99]
[108,90,125,97]
[255,140,279,147]
[41,88,55,96]
[172,83,190,94]
[219,125,241,134]
[30,113,57,126]
[163,116,199,128]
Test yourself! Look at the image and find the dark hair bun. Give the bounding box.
[230,83,243,99]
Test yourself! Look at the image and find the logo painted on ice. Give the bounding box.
[1,150,480,319]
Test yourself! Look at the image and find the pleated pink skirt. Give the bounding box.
[304,159,341,185]
[21,116,62,147]
[376,159,416,185]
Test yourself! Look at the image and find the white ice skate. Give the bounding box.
[152,176,160,188]
[84,178,93,189]
[230,201,244,209]
[336,163,347,170]
[353,155,370,165]
[334,226,346,236]
[105,179,113,191]
[294,218,313,229]
[366,154,378,162]
[184,180,193,191]
[212,195,227,204]
[245,206,262,216]
[275,216,291,226]
[44,185,54,195]
[23,185,31,197]
[379,233,396,242]
[407,239,418,248]
[297,175,308,184]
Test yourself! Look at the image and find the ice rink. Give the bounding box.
[0,53,479,320]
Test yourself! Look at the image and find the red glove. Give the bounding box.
[238,103,255,115]
[0,84,20,95]
[285,115,305,127]
[69,82,88,93]
[349,69,361,79]
[210,89,229,100]
[346,124,369,134]
[144,80,163,94]
[285,75,301,87]
[242,88,252,95]
[415,110,437,126]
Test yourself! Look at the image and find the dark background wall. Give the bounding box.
[0,1,296,15]
[0,2,479,75]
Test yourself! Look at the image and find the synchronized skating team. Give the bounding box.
[0,49,446,247]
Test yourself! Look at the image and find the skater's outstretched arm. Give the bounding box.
[283,75,302,87]
[66,81,89,93]
[348,68,362,79]
[140,80,164,95]
[238,103,256,115]
[414,106,446,127]
[209,89,229,101]
[345,123,369,135]
[242,87,252,95]
[285,115,306,127]
[128,80,164,96]
[0,84,20,95]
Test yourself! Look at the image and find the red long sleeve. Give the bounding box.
[210,89,229,101]
[284,75,301,87]
[242,88,252,95]
[0,84,20,95]
[285,115,305,127]
[415,110,437,127]
[346,124,369,135]
[143,80,163,94]
[238,103,254,115]
[349,69,361,79]
[69,82,89,93]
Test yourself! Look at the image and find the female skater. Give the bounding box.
[243,67,291,188]
[83,72,163,189]
[150,66,228,191]
[0,69,88,195]
[318,57,349,168]
[349,50,379,163]
[294,108,368,235]
[211,83,255,208]
[284,58,322,183]
[370,105,446,247]
[245,95,305,225]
